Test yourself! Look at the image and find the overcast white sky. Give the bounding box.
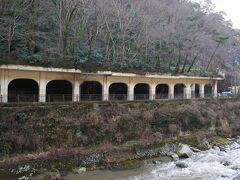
[212,0,240,28]
[194,0,240,28]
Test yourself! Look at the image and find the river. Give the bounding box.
[65,144,240,180]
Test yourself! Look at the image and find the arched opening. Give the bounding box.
[156,84,169,99]
[46,80,72,102]
[191,84,200,98]
[8,79,39,102]
[109,83,128,100]
[80,81,102,101]
[134,83,149,100]
[174,84,186,99]
[205,84,213,97]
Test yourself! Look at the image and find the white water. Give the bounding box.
[129,145,240,180]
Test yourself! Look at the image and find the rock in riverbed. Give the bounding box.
[41,171,61,180]
[177,144,194,158]
[171,153,179,161]
[175,162,188,168]
[73,167,87,174]
[221,161,231,166]
[229,142,240,150]
[190,147,201,153]
[231,165,240,170]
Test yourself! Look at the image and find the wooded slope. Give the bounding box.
[0,0,240,76]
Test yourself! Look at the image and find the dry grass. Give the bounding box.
[1,99,240,157]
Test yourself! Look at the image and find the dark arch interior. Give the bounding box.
[46,80,72,102]
[156,84,169,99]
[174,84,186,99]
[109,83,128,100]
[191,84,200,98]
[134,83,149,100]
[8,79,39,102]
[81,81,102,101]
[205,84,213,97]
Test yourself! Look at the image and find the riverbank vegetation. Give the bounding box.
[0,0,240,76]
[0,99,240,157]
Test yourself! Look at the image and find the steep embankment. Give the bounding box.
[0,99,240,178]
[1,99,240,155]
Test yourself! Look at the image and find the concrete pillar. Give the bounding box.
[213,81,218,98]
[185,84,192,99]
[73,74,80,102]
[39,72,47,102]
[191,84,195,98]
[0,70,8,103]
[102,76,109,101]
[150,84,156,100]
[128,83,134,101]
[1,87,8,103]
[200,84,205,98]
[169,84,174,99]
[103,85,109,101]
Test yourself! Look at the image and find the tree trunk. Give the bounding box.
[174,50,181,74]
[7,21,15,55]
[58,0,64,58]
[103,38,110,67]
[87,28,93,63]
[187,54,198,73]
[206,43,220,70]
[181,54,189,73]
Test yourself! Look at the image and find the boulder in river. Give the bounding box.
[158,156,172,163]
[42,171,62,180]
[78,167,87,174]
[190,147,201,153]
[152,160,157,165]
[171,153,179,161]
[231,165,240,170]
[175,162,188,168]
[202,140,211,149]
[18,176,28,180]
[218,145,229,152]
[213,145,220,151]
[229,142,240,150]
[221,161,231,166]
[73,167,87,174]
[236,136,240,144]
[177,144,194,158]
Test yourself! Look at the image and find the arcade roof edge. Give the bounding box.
[0,64,224,80]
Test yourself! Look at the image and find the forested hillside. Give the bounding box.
[0,0,240,76]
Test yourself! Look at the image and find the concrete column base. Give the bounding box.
[73,78,80,102]
[128,83,134,101]
[102,85,109,101]
[39,93,46,103]
[150,84,156,100]
[169,84,175,99]
[200,84,205,98]
[185,84,192,99]
[1,93,8,103]
[213,81,218,98]
[39,72,47,102]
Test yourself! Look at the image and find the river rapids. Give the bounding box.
[129,143,240,180]
[65,141,240,180]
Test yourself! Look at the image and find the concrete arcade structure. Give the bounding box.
[0,64,224,103]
